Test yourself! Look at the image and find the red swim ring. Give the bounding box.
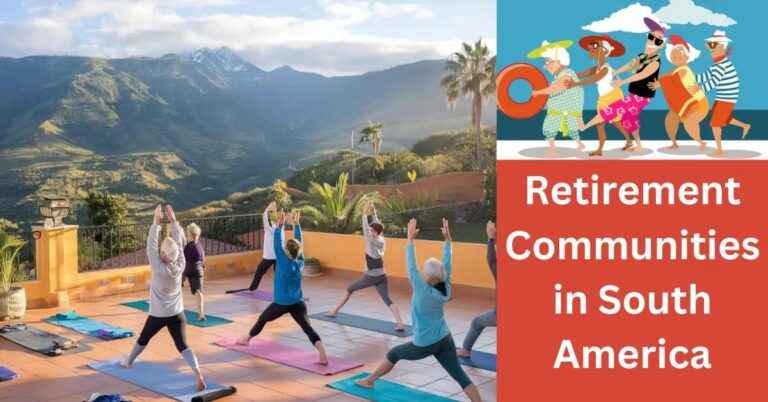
[496,63,548,119]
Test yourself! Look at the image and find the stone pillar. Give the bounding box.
[32,225,79,307]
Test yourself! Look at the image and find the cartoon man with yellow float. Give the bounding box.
[527,40,585,157]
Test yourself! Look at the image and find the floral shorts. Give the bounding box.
[599,94,651,134]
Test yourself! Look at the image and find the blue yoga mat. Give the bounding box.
[0,325,94,356]
[328,372,458,402]
[309,312,412,337]
[120,300,233,327]
[89,359,236,402]
[46,312,135,340]
[0,366,17,381]
[457,349,496,372]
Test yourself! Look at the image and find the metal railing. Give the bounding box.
[77,214,263,272]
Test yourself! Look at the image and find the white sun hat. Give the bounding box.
[706,30,732,43]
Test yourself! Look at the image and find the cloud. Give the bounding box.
[582,3,670,33]
[0,0,469,76]
[656,0,736,27]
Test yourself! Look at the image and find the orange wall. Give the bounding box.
[301,231,494,289]
[346,172,485,204]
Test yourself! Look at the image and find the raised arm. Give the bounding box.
[263,201,275,230]
[486,221,497,282]
[165,205,185,265]
[146,205,163,266]
[293,210,304,261]
[441,219,453,296]
[405,218,427,291]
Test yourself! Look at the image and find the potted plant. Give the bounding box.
[0,233,27,320]
[303,257,322,277]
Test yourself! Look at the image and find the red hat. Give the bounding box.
[578,35,626,57]
[668,34,689,51]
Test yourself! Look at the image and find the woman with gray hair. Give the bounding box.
[121,205,206,391]
[183,222,205,321]
[355,218,481,402]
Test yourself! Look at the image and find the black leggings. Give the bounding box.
[248,259,276,291]
[386,334,472,389]
[249,301,321,344]
[137,313,188,353]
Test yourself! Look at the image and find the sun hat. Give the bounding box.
[578,35,625,57]
[527,40,573,58]
[643,17,667,34]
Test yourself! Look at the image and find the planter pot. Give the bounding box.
[0,286,26,320]
[303,263,322,277]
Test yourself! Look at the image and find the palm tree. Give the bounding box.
[0,233,26,294]
[441,38,496,168]
[359,122,384,157]
[299,172,377,233]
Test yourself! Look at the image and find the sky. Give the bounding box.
[499,0,766,109]
[0,0,495,76]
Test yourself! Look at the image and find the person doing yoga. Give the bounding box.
[325,200,405,331]
[121,205,206,392]
[355,218,481,402]
[237,210,329,365]
[458,221,497,358]
[183,223,206,321]
[247,201,283,292]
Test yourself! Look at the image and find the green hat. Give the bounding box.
[527,40,573,58]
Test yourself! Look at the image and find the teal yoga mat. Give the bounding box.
[309,312,412,337]
[89,359,236,402]
[328,372,458,402]
[120,300,233,327]
[0,326,93,356]
[46,312,135,340]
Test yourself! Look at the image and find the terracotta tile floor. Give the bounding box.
[0,271,497,401]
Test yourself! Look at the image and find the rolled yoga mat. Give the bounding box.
[214,336,363,375]
[0,366,18,381]
[309,312,412,337]
[227,289,308,301]
[89,359,236,402]
[120,300,232,327]
[0,325,93,356]
[327,372,458,402]
[46,312,135,340]
[457,349,497,372]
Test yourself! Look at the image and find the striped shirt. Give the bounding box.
[696,57,739,103]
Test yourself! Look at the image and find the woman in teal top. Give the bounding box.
[238,210,328,365]
[355,218,481,402]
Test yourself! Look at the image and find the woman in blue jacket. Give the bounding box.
[237,210,328,365]
[355,218,481,402]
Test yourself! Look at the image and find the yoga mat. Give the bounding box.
[0,326,93,356]
[328,372,458,402]
[213,336,362,375]
[120,300,232,327]
[46,312,135,340]
[0,366,17,381]
[89,359,236,402]
[229,289,308,301]
[309,312,412,337]
[457,350,497,372]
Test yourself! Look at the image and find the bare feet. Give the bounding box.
[395,324,405,332]
[665,142,679,149]
[457,348,471,358]
[324,311,337,317]
[588,150,602,157]
[699,141,708,151]
[742,124,751,139]
[354,378,374,389]
[197,316,206,321]
[236,335,252,346]
[318,355,329,365]
[632,145,643,153]
[195,374,207,392]
[547,150,557,158]
[575,142,586,151]
[621,142,634,151]
[709,150,724,157]
[119,359,133,369]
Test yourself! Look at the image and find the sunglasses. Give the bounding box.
[647,33,664,46]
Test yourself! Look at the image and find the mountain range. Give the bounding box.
[0,47,491,223]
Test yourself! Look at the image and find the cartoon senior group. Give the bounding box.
[527,17,750,157]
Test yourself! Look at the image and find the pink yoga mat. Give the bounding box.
[213,336,363,375]
[233,290,308,301]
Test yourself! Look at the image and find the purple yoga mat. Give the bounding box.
[213,336,363,375]
[233,290,308,301]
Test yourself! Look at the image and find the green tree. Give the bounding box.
[84,191,132,226]
[0,233,26,293]
[441,38,496,169]
[299,172,376,233]
[360,122,384,157]
[0,218,19,234]
[269,179,293,212]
